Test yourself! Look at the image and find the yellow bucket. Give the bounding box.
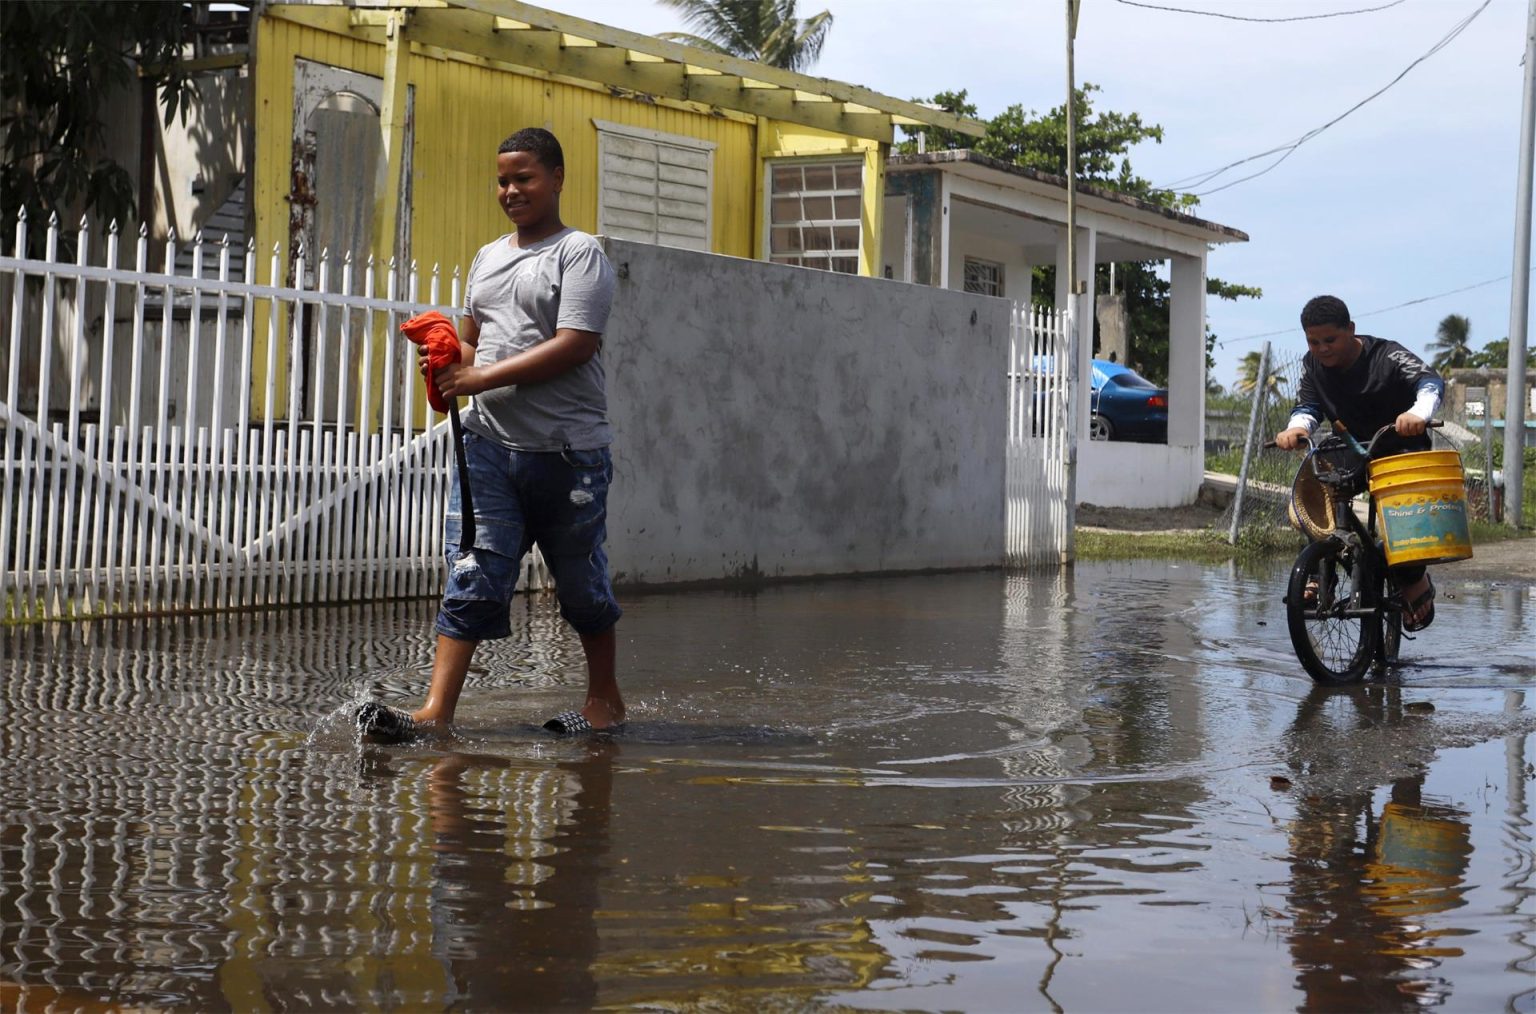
[1367,450,1473,567]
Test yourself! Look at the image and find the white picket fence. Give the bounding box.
[1005,303,1075,567]
[2,214,1076,622]
[0,213,551,623]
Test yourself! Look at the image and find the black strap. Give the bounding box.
[448,399,476,552]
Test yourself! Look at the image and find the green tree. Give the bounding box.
[898,86,1191,208]
[1427,314,1474,370]
[655,0,832,71]
[899,86,1260,383]
[1467,336,1536,370]
[0,2,192,252]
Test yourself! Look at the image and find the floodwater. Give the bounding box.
[2,559,1532,1013]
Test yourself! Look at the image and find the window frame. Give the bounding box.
[762,156,865,275]
[962,256,1005,298]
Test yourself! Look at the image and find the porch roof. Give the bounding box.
[888,149,1249,247]
[266,1,987,142]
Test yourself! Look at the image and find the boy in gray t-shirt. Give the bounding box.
[358,128,623,742]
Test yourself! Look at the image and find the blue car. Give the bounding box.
[1090,359,1167,442]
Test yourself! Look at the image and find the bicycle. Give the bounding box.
[1272,422,1444,685]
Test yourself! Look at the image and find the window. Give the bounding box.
[595,121,714,251]
[767,159,863,274]
[963,257,1004,297]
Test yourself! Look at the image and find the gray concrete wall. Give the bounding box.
[600,239,1008,586]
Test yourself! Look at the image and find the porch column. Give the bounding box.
[370,12,409,274]
[1055,225,1096,437]
[938,171,951,289]
[858,142,886,278]
[1168,253,1206,448]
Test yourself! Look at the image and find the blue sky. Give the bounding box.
[556,0,1533,391]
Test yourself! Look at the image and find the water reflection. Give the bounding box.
[419,746,613,1010]
[1,568,1530,1011]
[1280,686,1474,1008]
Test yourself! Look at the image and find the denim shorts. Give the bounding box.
[436,430,621,641]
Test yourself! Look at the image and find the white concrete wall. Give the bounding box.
[1078,442,1205,508]
[945,232,1031,302]
[600,239,1010,586]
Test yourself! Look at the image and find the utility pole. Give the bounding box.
[1503,0,1535,528]
[1063,0,1082,563]
[1065,0,1081,308]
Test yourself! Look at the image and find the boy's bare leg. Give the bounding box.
[578,625,624,729]
[413,634,479,729]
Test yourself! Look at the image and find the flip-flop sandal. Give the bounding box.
[356,701,422,744]
[1401,578,1436,633]
[542,710,626,736]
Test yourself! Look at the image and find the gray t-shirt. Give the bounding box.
[459,228,616,451]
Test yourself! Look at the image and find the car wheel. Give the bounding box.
[1090,414,1114,441]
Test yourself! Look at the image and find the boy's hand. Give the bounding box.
[1395,412,1428,437]
[1274,426,1310,451]
[426,358,486,398]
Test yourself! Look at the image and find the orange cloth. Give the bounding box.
[400,311,461,412]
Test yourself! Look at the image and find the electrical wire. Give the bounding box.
[1213,268,1533,349]
[1158,0,1492,196]
[1113,0,1406,23]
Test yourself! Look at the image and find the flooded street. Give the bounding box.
[3,559,1533,1012]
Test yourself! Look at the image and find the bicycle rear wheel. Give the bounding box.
[1286,539,1378,685]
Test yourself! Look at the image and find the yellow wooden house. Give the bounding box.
[253,0,984,286]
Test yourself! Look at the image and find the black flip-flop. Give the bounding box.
[356,701,422,744]
[542,710,626,736]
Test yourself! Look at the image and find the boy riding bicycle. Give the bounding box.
[1273,295,1445,631]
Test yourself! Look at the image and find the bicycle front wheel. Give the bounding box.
[1286,539,1378,685]
[1380,607,1402,666]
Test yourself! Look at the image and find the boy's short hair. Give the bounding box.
[498,128,564,171]
[1300,295,1351,329]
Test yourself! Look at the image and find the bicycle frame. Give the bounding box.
[1277,420,1449,683]
[1314,484,1397,634]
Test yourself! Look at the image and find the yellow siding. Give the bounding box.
[251,16,888,414]
[760,120,887,277]
[255,19,758,280]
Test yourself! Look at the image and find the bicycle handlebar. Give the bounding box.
[1262,419,1442,452]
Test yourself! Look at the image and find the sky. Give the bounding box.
[550,0,1533,391]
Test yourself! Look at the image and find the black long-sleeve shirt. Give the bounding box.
[1289,335,1444,457]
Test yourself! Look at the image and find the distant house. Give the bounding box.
[1441,367,1536,445]
[90,2,1245,510]
[88,0,977,427]
[885,151,1249,509]
[128,1,981,287]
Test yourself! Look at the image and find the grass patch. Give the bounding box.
[1075,514,1526,565]
[1469,519,1534,544]
[1075,526,1300,562]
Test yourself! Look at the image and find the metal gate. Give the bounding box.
[0,213,547,622]
[1005,302,1076,567]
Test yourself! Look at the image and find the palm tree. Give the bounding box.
[1427,314,1473,370]
[1235,350,1288,395]
[656,0,833,72]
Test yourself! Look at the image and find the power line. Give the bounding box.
[1160,0,1492,196]
[1214,269,1533,349]
[1113,0,1406,23]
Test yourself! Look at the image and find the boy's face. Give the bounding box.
[496,150,563,232]
[1303,321,1361,370]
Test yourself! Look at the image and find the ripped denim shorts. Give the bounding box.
[436,430,621,641]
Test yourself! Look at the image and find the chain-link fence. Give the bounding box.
[1208,344,1309,549]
